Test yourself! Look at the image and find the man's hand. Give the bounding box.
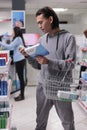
[81,48,87,52]
[35,56,49,64]
[19,47,29,58]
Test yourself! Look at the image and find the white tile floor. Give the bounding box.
[10,86,87,130]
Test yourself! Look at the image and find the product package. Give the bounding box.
[57,90,79,101]
[24,44,49,58]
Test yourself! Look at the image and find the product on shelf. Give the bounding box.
[57,90,79,101]
[0,51,11,73]
[0,50,9,63]
[0,80,8,96]
[0,58,6,66]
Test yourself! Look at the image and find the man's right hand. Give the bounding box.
[19,47,29,58]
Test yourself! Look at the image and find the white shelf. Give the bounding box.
[0,104,11,112]
[0,53,12,130]
[0,96,9,102]
[0,58,11,74]
[1,128,9,130]
[0,66,9,73]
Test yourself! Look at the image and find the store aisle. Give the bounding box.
[10,86,87,130]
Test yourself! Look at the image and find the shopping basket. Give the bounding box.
[43,62,81,101]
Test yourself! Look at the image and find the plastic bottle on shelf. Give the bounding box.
[3,80,8,95]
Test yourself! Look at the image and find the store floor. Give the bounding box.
[10,86,87,130]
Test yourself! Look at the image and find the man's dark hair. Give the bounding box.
[36,6,59,29]
[84,29,87,38]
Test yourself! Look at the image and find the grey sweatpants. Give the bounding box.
[35,83,75,130]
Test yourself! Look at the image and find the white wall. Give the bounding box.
[26,14,42,34]
[0,13,87,35]
[60,23,87,35]
[25,13,87,35]
[0,22,12,35]
[0,11,12,35]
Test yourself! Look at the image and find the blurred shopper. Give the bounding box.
[0,27,26,101]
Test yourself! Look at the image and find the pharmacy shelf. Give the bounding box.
[0,66,9,73]
[78,78,87,112]
[0,77,12,130]
[0,58,11,74]
[0,96,9,102]
[0,51,12,130]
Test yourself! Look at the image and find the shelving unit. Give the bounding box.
[78,78,87,112]
[72,64,87,112]
[0,50,12,130]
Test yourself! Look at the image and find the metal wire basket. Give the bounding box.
[43,64,81,101]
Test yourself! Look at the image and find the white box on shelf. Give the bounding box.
[0,58,11,73]
[57,90,79,101]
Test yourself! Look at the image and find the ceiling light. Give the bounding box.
[53,8,68,12]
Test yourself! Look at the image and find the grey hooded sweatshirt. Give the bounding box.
[27,30,76,92]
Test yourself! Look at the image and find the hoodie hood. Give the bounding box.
[58,29,69,35]
[47,29,69,37]
[46,29,69,42]
[46,29,69,50]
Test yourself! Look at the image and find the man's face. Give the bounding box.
[36,14,52,33]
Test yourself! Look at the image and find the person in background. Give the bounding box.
[19,6,76,130]
[0,27,26,101]
[78,29,87,88]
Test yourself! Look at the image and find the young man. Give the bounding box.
[20,6,76,130]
